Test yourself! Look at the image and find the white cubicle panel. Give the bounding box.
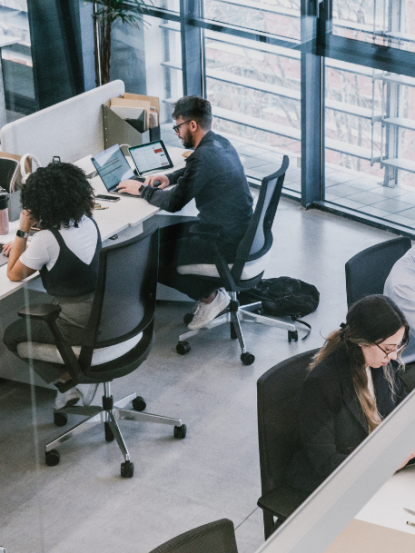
[254,389,415,553]
[0,80,125,165]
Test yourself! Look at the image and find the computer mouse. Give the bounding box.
[153,180,162,188]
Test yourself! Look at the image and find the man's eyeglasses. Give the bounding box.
[375,341,408,359]
[172,120,191,134]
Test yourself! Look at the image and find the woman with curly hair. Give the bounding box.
[3,161,102,410]
[286,294,415,495]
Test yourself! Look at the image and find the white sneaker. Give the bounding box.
[76,384,99,406]
[54,387,82,410]
[188,289,230,330]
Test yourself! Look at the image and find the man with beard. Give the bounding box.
[117,95,253,330]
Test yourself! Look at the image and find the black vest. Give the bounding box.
[39,218,102,297]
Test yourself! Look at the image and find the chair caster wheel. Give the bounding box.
[54,412,68,427]
[183,313,194,325]
[174,424,187,439]
[176,341,191,355]
[45,449,60,467]
[105,422,114,442]
[132,396,146,411]
[241,352,255,365]
[288,330,298,343]
[121,460,134,478]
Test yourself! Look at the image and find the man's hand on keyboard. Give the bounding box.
[117,180,143,195]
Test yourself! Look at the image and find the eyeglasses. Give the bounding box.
[172,120,191,134]
[375,341,407,359]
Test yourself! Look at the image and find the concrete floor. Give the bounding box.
[0,194,401,553]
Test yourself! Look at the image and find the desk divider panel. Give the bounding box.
[0,80,125,165]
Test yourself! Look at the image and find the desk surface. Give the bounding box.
[0,145,187,301]
[355,463,415,535]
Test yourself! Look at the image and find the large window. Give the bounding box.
[205,31,301,190]
[332,0,415,53]
[0,0,34,114]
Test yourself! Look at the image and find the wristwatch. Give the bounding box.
[16,230,30,239]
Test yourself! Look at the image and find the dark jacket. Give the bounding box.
[286,346,407,493]
[139,131,253,249]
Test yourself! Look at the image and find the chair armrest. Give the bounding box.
[18,303,88,386]
[18,303,61,322]
[189,223,223,241]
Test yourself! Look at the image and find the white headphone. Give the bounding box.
[19,153,42,185]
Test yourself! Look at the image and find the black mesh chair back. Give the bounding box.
[148,519,238,553]
[257,349,318,537]
[78,228,159,378]
[345,237,411,308]
[231,155,289,284]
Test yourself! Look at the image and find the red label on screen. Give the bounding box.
[154,148,163,154]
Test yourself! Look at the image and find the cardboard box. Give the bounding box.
[103,93,161,149]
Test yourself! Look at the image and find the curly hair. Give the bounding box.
[21,162,95,229]
[172,96,212,130]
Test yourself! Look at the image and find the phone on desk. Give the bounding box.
[95,194,120,202]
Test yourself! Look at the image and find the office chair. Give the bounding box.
[148,518,238,553]
[16,229,186,478]
[345,237,411,308]
[345,236,415,366]
[257,349,318,539]
[173,156,298,366]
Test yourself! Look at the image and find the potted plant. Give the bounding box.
[86,0,146,87]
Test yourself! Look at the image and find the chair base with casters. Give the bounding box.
[176,292,298,366]
[14,229,187,479]
[47,381,186,478]
[170,156,298,364]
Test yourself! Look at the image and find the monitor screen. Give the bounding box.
[129,141,173,175]
[91,144,135,191]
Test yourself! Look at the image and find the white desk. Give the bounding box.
[0,146,188,302]
[0,145,190,385]
[355,463,415,535]
[323,465,415,552]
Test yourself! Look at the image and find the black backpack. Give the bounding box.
[238,277,320,338]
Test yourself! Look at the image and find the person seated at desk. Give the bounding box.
[117,95,253,330]
[3,162,102,410]
[286,295,415,495]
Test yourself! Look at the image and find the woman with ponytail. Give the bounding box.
[286,294,415,494]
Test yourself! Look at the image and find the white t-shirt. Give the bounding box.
[20,216,98,272]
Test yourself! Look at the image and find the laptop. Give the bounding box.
[91,144,143,193]
[128,140,174,178]
[0,244,8,267]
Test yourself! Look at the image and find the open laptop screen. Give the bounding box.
[91,144,135,192]
[128,140,173,176]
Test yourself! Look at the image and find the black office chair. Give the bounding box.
[16,229,186,478]
[172,156,298,366]
[148,519,238,553]
[345,237,411,308]
[345,236,415,368]
[257,349,318,539]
